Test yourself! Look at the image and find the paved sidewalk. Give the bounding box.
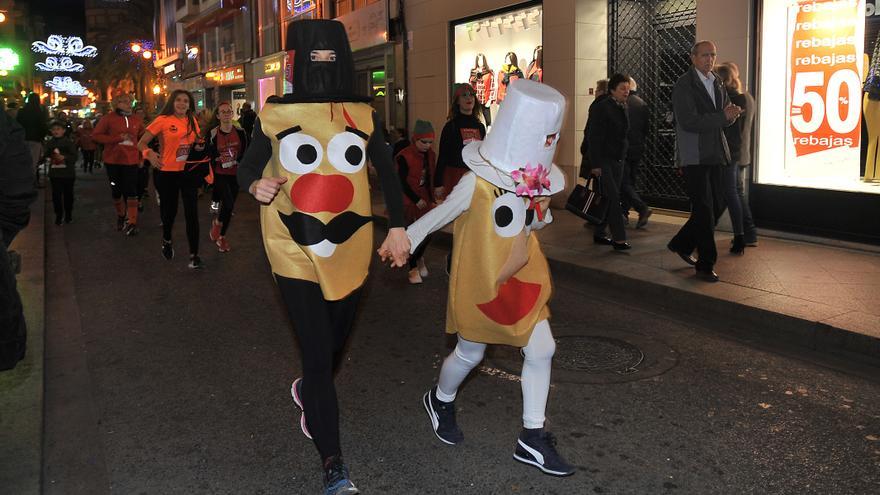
[373,194,880,361]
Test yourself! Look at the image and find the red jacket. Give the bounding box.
[76,127,96,150]
[92,111,144,165]
[396,144,436,222]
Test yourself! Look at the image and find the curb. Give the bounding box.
[373,214,880,366]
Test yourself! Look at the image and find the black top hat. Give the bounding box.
[280,20,370,104]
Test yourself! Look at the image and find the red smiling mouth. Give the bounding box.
[476,277,542,325]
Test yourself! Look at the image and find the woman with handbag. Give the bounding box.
[585,73,632,251]
[138,89,206,269]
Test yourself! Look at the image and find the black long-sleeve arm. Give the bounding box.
[368,112,405,228]
[433,120,457,188]
[396,155,421,203]
[237,117,272,191]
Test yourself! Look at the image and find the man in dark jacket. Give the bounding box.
[667,41,742,282]
[0,111,37,371]
[238,102,256,139]
[621,78,652,227]
[16,93,47,188]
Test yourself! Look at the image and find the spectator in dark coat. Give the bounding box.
[238,102,256,139]
[584,73,633,250]
[717,63,757,253]
[16,93,48,188]
[621,77,652,228]
[578,79,609,179]
[0,111,37,371]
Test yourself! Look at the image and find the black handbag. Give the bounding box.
[565,174,608,224]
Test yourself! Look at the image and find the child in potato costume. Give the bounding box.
[406,79,575,476]
[237,20,408,495]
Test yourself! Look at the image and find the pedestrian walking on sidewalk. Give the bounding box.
[75,119,97,173]
[0,110,37,371]
[45,120,77,225]
[395,119,436,284]
[237,20,409,495]
[717,62,758,253]
[207,102,247,253]
[433,83,486,201]
[403,80,575,478]
[621,77,652,228]
[16,93,48,189]
[585,73,633,251]
[139,89,206,269]
[92,90,145,236]
[667,41,742,282]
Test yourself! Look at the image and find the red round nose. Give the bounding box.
[290,173,354,213]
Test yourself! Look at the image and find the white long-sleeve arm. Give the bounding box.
[407,172,476,252]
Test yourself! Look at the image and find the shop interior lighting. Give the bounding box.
[152,84,161,94]
[0,47,20,71]
[0,70,7,76]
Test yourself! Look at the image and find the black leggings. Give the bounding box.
[82,150,95,172]
[50,177,75,221]
[213,174,239,235]
[138,162,150,199]
[276,275,362,461]
[105,164,139,200]
[156,171,200,255]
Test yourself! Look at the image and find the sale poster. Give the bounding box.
[785,0,865,177]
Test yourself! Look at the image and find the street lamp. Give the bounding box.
[142,50,152,60]
[152,84,161,95]
[130,43,142,53]
[0,12,7,23]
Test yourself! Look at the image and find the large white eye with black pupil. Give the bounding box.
[492,192,526,238]
[279,132,323,174]
[327,132,366,173]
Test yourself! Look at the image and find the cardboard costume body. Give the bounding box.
[258,102,376,300]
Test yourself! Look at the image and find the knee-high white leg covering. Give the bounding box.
[521,320,555,429]
[436,336,486,402]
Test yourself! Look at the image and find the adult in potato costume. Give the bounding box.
[406,79,575,477]
[237,20,409,495]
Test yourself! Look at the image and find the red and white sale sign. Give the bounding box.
[788,0,864,157]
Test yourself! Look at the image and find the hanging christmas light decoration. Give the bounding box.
[32,35,98,58]
[34,56,85,72]
[45,76,89,96]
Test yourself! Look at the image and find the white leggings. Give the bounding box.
[436,319,555,429]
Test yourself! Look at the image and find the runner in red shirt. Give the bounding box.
[207,102,248,252]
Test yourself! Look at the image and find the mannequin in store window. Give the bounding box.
[863,38,880,182]
[526,45,543,83]
[468,53,495,125]
[497,52,524,103]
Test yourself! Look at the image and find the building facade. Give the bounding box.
[405,0,880,244]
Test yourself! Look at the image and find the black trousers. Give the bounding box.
[669,165,723,270]
[156,171,200,255]
[276,275,362,461]
[620,154,648,215]
[594,160,626,241]
[50,177,75,222]
[105,164,139,200]
[213,174,239,235]
[82,149,96,173]
[0,229,27,371]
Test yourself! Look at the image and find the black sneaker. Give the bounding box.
[123,223,139,236]
[116,215,126,231]
[137,200,144,212]
[513,429,576,476]
[188,255,204,269]
[54,216,62,225]
[422,386,464,445]
[323,457,359,495]
[162,240,174,260]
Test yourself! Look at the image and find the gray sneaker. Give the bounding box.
[323,457,359,495]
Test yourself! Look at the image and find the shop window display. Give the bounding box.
[453,4,543,126]
[756,0,880,194]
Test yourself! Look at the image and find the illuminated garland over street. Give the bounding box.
[45,76,89,96]
[32,35,98,57]
[35,56,85,72]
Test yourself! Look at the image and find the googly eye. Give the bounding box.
[279,132,323,175]
[492,192,526,238]
[327,132,366,174]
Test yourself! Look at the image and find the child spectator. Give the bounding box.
[45,120,77,225]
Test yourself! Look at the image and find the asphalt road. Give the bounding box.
[43,171,880,495]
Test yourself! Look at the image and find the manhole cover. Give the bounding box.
[553,336,643,374]
[482,325,678,384]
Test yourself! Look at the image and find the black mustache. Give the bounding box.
[278,211,372,246]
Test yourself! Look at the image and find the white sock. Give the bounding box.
[521,320,555,429]
[436,336,486,402]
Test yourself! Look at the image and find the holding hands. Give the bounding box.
[377,227,411,268]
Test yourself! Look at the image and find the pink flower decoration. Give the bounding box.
[511,163,551,198]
